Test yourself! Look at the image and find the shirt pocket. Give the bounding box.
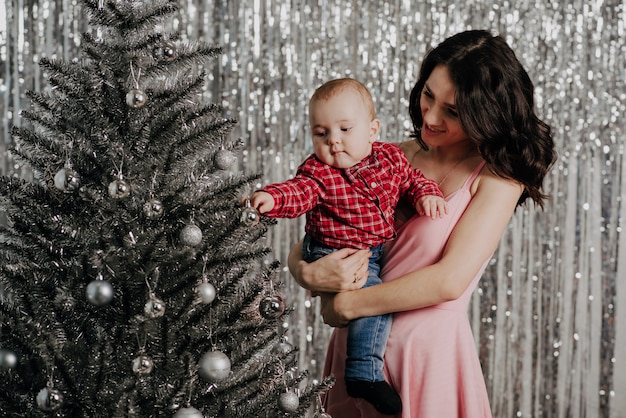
[354,165,398,219]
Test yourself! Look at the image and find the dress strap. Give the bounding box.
[461,160,486,190]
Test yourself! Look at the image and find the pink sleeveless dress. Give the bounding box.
[323,161,492,418]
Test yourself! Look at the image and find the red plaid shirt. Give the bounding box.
[261,142,443,249]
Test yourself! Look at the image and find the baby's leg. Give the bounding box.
[344,257,401,415]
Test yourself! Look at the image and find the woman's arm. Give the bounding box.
[287,240,371,293]
[321,170,523,327]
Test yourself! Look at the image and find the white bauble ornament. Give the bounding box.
[272,340,295,364]
[154,41,178,62]
[108,178,131,198]
[240,205,260,227]
[278,391,299,413]
[143,199,164,219]
[259,295,286,319]
[132,354,154,375]
[198,350,231,383]
[86,279,114,306]
[172,407,203,418]
[144,294,166,318]
[0,348,18,369]
[197,282,216,304]
[213,149,237,170]
[180,224,203,246]
[54,168,81,192]
[126,89,147,108]
[36,387,64,411]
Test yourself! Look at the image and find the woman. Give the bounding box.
[288,30,556,417]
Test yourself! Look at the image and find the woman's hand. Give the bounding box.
[288,240,370,294]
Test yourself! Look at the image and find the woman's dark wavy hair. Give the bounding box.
[409,30,557,208]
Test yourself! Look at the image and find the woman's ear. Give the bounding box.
[369,118,381,142]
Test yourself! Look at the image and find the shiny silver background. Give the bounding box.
[1,1,625,416]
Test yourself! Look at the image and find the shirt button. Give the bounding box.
[371,182,377,188]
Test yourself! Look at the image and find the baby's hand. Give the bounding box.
[247,191,275,214]
[416,195,447,219]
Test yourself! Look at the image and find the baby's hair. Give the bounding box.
[310,78,376,119]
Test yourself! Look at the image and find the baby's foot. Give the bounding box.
[345,379,402,415]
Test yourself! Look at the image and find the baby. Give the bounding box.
[249,78,446,415]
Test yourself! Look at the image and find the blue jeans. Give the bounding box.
[303,234,391,382]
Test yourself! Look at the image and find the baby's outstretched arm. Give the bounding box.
[416,195,448,219]
[248,191,276,214]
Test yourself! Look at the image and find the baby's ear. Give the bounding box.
[369,118,381,142]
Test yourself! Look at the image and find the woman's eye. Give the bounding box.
[341,127,352,132]
[446,108,458,118]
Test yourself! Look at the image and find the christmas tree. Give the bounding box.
[0,1,333,416]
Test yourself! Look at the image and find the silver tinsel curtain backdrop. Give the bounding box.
[1,1,625,417]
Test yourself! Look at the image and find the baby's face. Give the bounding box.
[308,90,379,169]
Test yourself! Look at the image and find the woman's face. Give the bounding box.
[419,65,469,147]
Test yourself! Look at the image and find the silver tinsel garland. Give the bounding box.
[1,1,624,417]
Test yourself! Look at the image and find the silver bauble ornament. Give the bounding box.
[198,350,231,383]
[54,168,81,192]
[36,387,64,411]
[315,413,332,418]
[214,149,237,170]
[143,199,164,219]
[86,279,114,306]
[126,89,147,108]
[0,348,18,369]
[259,295,286,319]
[132,354,154,375]
[272,340,295,364]
[180,224,203,246]
[240,205,260,227]
[278,391,300,413]
[173,407,203,418]
[197,282,216,304]
[108,178,131,198]
[154,41,178,62]
[144,294,166,318]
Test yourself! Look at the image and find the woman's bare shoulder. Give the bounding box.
[471,161,524,197]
